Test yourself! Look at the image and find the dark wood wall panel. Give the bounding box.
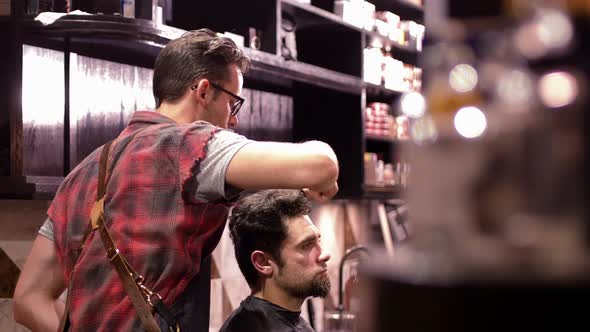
[22,45,64,176]
[235,89,293,142]
[21,48,293,176]
[69,54,155,166]
[0,21,14,176]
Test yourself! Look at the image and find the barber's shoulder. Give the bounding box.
[179,120,216,132]
[177,121,224,142]
[190,120,215,127]
[59,145,103,185]
[182,121,239,137]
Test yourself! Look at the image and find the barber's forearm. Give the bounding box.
[316,162,339,191]
[303,143,339,192]
[14,295,61,332]
[304,141,338,165]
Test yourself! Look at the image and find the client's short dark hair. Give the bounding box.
[229,190,311,290]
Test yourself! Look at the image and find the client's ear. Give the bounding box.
[251,250,273,277]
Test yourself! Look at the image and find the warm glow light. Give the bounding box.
[449,64,478,93]
[537,9,573,51]
[514,22,547,59]
[400,92,426,118]
[410,115,437,144]
[370,37,383,49]
[454,106,487,139]
[497,69,534,109]
[538,71,578,108]
[514,9,573,59]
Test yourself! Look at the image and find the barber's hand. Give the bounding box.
[303,182,338,203]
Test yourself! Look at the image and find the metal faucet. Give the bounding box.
[337,244,369,312]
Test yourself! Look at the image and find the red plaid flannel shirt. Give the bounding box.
[48,111,235,331]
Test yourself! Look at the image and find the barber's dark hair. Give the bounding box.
[153,28,251,107]
[229,190,311,291]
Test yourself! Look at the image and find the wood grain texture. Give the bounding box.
[22,51,294,175]
[235,88,293,142]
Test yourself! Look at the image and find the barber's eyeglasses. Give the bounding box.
[191,82,245,116]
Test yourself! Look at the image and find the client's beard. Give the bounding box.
[283,273,331,299]
[309,274,331,298]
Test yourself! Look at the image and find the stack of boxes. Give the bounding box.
[365,102,394,138]
[365,102,410,140]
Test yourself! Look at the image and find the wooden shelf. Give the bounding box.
[364,29,418,53]
[20,14,180,68]
[171,0,279,55]
[363,29,420,65]
[280,0,363,78]
[20,14,364,95]
[281,0,361,32]
[244,48,363,94]
[22,14,183,45]
[281,0,421,66]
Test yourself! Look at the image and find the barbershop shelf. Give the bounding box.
[20,14,363,94]
[364,30,418,53]
[363,30,420,64]
[20,14,181,68]
[22,14,184,43]
[244,48,363,94]
[281,0,361,32]
[280,0,364,79]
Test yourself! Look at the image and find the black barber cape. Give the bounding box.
[219,296,314,332]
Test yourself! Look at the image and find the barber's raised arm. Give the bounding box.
[225,140,339,201]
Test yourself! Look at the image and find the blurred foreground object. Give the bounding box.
[360,1,590,331]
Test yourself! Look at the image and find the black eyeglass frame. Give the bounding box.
[191,81,245,116]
